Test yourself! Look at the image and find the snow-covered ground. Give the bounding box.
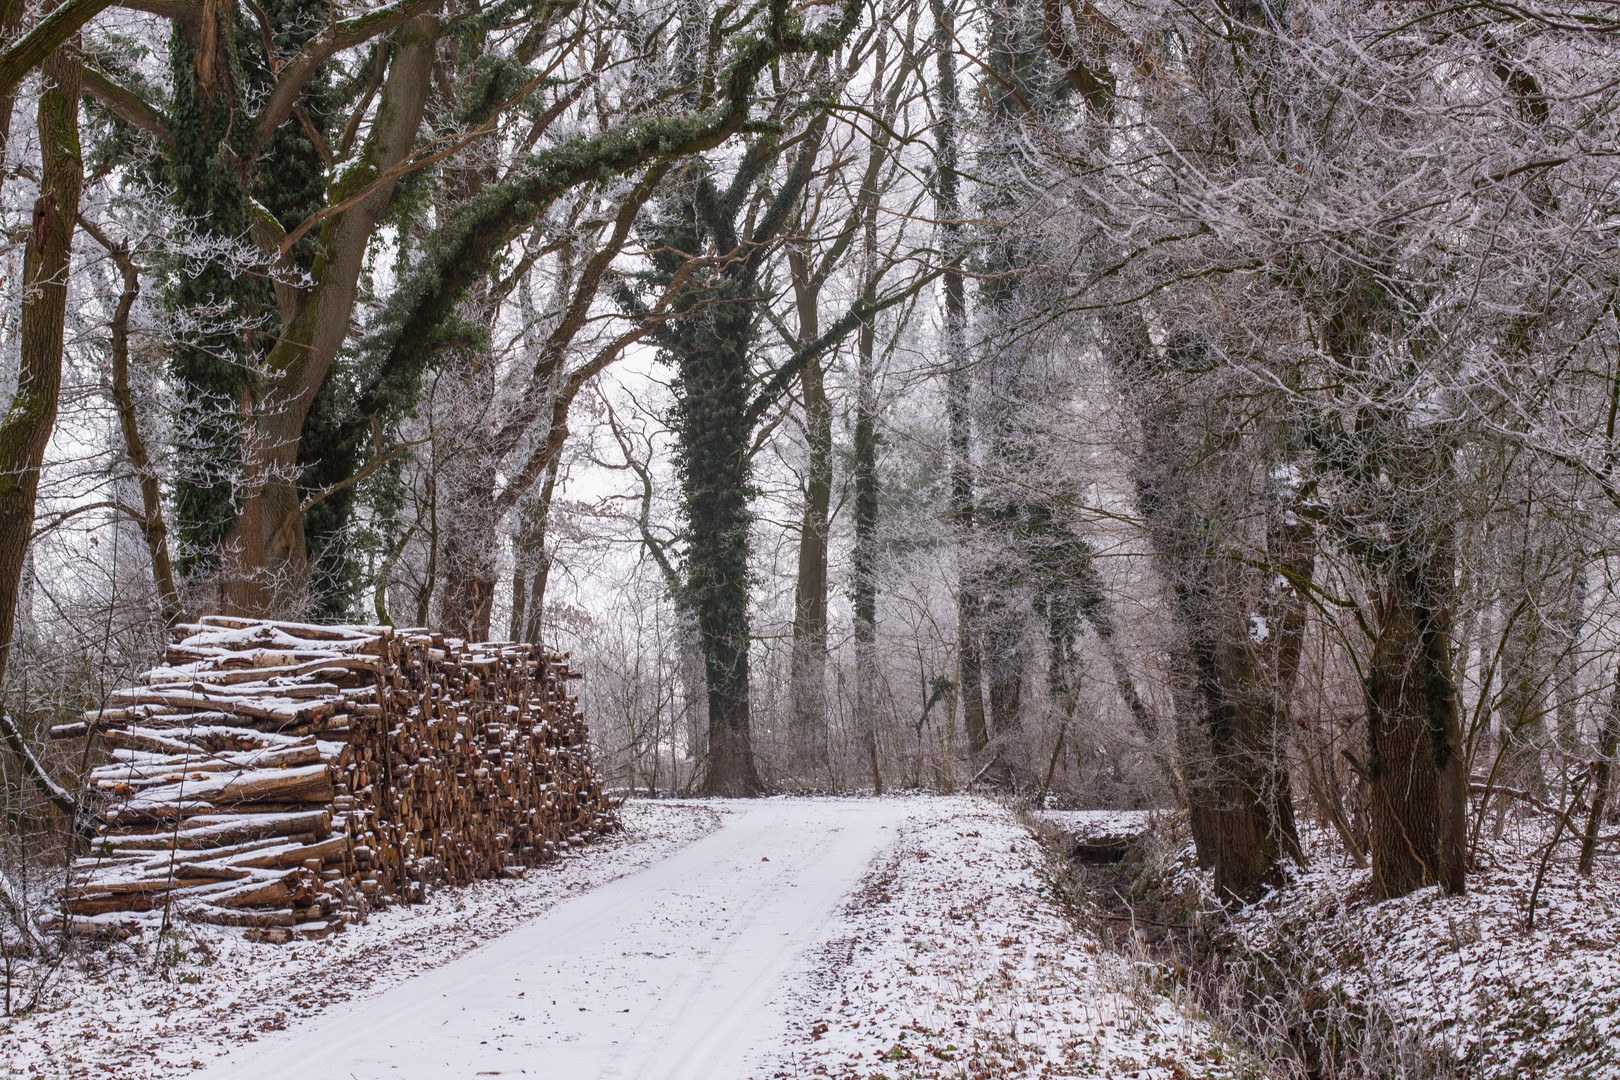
[759,799,1235,1080]
[0,800,722,1079]
[1220,825,1620,1080]
[2,796,1236,1080]
[1035,809,1155,841]
[192,797,911,1080]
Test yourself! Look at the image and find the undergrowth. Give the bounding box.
[1027,806,1462,1080]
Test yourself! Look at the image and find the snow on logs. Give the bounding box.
[51,617,615,942]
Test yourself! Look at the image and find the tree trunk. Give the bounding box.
[1257,491,1313,868]
[508,497,536,643]
[432,67,506,642]
[677,611,707,788]
[656,83,834,799]
[95,228,181,626]
[438,473,498,641]
[984,603,1025,741]
[166,0,258,595]
[676,248,765,798]
[702,624,761,796]
[415,471,438,627]
[1555,566,1585,771]
[1163,490,1312,903]
[1365,541,1468,899]
[437,339,500,642]
[213,15,438,616]
[0,28,80,691]
[931,0,985,756]
[1117,321,1306,901]
[510,456,559,644]
[852,215,881,795]
[1167,557,1303,902]
[0,0,27,208]
[1579,670,1619,876]
[788,256,831,774]
[1496,535,1551,808]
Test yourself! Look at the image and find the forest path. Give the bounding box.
[197,798,907,1080]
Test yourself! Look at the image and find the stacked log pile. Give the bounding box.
[50,617,614,942]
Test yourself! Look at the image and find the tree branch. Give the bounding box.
[114,0,199,24]
[0,708,80,820]
[81,64,172,146]
[0,0,111,101]
[744,265,942,428]
[255,0,443,148]
[366,0,866,409]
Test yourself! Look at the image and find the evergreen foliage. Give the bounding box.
[630,167,769,795]
[164,14,262,568]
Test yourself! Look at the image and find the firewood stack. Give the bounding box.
[49,617,615,942]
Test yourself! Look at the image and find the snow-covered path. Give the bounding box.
[198,798,908,1080]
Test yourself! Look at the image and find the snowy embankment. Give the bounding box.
[1218,826,1620,1080]
[1,801,721,1079]
[759,798,1238,1080]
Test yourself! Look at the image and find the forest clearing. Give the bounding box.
[3,0,1620,1076]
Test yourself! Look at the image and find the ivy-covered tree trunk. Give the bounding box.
[672,281,765,796]
[165,0,261,608]
[0,27,80,689]
[1115,320,1307,902]
[157,0,421,618]
[219,14,438,615]
[1147,509,1308,902]
[974,0,1070,750]
[634,92,835,795]
[931,0,986,755]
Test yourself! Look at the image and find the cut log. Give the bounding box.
[96,810,333,851]
[219,763,335,805]
[100,729,207,755]
[208,875,298,909]
[106,764,335,813]
[172,863,252,881]
[185,905,297,928]
[229,836,348,869]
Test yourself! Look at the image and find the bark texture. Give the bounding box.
[1365,541,1469,899]
[216,14,439,616]
[0,29,80,690]
[1115,320,1308,902]
[787,259,831,774]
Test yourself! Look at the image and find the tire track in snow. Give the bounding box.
[195,798,908,1080]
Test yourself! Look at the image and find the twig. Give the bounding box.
[1528,767,1593,932]
[0,709,79,821]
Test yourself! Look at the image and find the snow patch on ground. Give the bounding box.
[1035,810,1155,841]
[0,800,723,1080]
[758,798,1241,1079]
